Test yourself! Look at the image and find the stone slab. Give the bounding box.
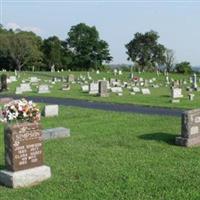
[175,136,200,147]
[172,99,180,103]
[44,105,59,117]
[0,98,13,104]
[42,127,70,140]
[0,165,51,188]
[141,88,151,95]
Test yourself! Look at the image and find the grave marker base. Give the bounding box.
[0,165,51,188]
[175,136,200,147]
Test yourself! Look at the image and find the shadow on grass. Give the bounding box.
[161,95,170,98]
[138,132,176,145]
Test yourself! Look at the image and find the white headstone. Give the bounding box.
[141,88,151,95]
[172,88,183,99]
[30,77,39,83]
[133,87,140,93]
[89,83,99,94]
[111,87,123,93]
[44,105,59,117]
[20,83,32,92]
[81,85,89,92]
[38,85,50,94]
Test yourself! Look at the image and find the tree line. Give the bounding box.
[0,23,192,73]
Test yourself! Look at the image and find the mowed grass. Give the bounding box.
[2,71,200,109]
[0,106,200,199]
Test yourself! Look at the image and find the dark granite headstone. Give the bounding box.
[99,81,108,97]
[4,122,43,171]
[176,109,200,147]
[1,74,7,91]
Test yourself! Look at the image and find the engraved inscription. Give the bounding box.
[191,126,199,135]
[4,122,43,172]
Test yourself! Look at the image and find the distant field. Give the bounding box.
[1,105,200,199]
[1,71,200,109]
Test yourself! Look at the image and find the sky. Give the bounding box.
[1,0,200,66]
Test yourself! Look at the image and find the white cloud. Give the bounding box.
[5,22,43,35]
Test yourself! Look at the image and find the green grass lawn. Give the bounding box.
[1,71,200,109]
[0,106,200,199]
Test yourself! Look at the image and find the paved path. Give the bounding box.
[0,94,184,117]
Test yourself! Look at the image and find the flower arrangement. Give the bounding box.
[1,98,40,123]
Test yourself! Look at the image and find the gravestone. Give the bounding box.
[0,97,13,104]
[1,74,7,91]
[81,85,89,92]
[89,83,99,95]
[38,85,50,94]
[20,83,32,92]
[42,127,70,140]
[15,87,23,94]
[67,74,75,83]
[172,88,183,99]
[176,109,200,147]
[133,87,140,93]
[166,75,169,84]
[111,87,123,93]
[30,77,39,83]
[62,84,70,91]
[141,88,151,95]
[0,122,51,188]
[99,81,108,97]
[144,80,148,87]
[192,73,197,89]
[51,65,55,72]
[7,78,12,84]
[189,94,195,101]
[44,105,59,117]
[172,99,180,103]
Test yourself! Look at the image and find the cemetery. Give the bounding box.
[1,1,200,199]
[0,70,200,199]
[1,71,200,109]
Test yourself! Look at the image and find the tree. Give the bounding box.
[164,49,175,72]
[43,36,63,70]
[0,29,15,70]
[0,30,43,71]
[175,61,192,74]
[66,23,112,70]
[125,30,166,71]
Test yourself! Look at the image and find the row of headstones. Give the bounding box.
[16,83,50,94]
[82,81,151,96]
[14,75,75,94]
[171,87,195,103]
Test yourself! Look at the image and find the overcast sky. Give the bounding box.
[1,0,200,65]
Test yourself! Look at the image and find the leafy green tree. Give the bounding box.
[175,61,192,74]
[42,37,73,71]
[0,29,15,70]
[43,36,63,70]
[0,30,43,71]
[125,30,166,71]
[66,23,112,70]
